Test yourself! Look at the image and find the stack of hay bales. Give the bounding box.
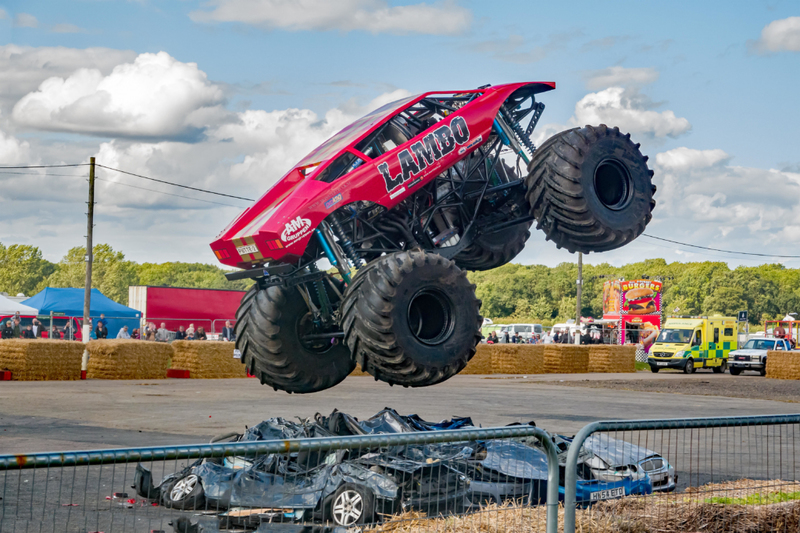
[0,340,83,380]
[589,345,636,373]
[459,344,494,374]
[86,340,172,380]
[491,344,544,374]
[544,344,589,373]
[766,350,800,379]
[171,341,248,378]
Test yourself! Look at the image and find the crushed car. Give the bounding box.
[133,409,664,530]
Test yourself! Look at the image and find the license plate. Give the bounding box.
[236,244,259,255]
[736,356,747,361]
[657,362,669,366]
[590,487,625,501]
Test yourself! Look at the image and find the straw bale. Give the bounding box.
[170,341,248,378]
[589,345,636,373]
[459,344,494,374]
[0,340,83,380]
[767,350,800,380]
[86,340,172,380]
[491,344,544,374]
[544,344,589,373]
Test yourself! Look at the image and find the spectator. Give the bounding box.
[195,327,208,341]
[2,320,14,339]
[131,328,140,340]
[156,322,170,343]
[174,326,187,341]
[144,323,156,341]
[117,326,131,339]
[221,321,235,342]
[510,332,518,344]
[31,319,42,338]
[95,322,108,339]
[21,325,35,339]
[503,331,510,344]
[63,321,76,340]
[97,314,108,330]
[12,311,20,323]
[186,323,196,341]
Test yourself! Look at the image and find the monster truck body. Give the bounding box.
[211,82,656,394]
[211,82,554,267]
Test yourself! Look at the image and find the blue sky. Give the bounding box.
[0,0,798,269]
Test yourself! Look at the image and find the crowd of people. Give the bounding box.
[484,326,606,345]
[0,312,237,343]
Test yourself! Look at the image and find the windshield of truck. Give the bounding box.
[743,339,776,350]
[657,329,693,343]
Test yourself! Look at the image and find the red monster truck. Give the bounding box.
[211,82,656,393]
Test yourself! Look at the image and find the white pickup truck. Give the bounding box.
[728,337,792,376]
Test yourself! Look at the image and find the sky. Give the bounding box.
[0,0,799,270]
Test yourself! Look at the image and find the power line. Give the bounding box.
[0,170,88,177]
[0,163,87,169]
[642,234,800,259]
[96,164,255,202]
[95,177,244,208]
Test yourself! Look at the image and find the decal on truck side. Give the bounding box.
[378,116,472,194]
[281,216,312,243]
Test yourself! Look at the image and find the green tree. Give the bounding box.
[136,262,253,291]
[47,244,138,304]
[0,242,55,297]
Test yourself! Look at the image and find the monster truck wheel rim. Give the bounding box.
[169,474,198,501]
[594,159,632,211]
[407,288,455,346]
[333,489,364,525]
[296,311,335,354]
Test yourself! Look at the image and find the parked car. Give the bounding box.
[728,337,791,376]
[498,323,544,342]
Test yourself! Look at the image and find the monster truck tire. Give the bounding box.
[234,285,354,394]
[454,218,531,271]
[525,124,655,253]
[454,164,531,271]
[341,250,482,387]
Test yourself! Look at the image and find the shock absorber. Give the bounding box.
[501,105,537,157]
[307,262,332,325]
[329,215,364,269]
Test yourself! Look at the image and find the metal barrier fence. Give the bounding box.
[0,425,559,533]
[564,413,800,533]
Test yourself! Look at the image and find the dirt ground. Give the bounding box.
[530,374,800,403]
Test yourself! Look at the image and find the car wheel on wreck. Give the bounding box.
[329,483,375,527]
[526,124,655,254]
[161,473,205,510]
[341,250,482,387]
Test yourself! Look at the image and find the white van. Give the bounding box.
[497,323,543,342]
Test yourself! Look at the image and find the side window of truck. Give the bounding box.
[776,342,784,351]
[692,330,702,346]
[713,328,719,344]
[724,328,733,337]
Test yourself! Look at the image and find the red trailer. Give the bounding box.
[128,286,245,336]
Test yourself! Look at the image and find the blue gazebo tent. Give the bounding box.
[23,288,140,338]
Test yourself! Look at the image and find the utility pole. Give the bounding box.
[81,157,95,375]
[575,252,583,345]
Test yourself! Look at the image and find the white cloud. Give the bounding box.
[190,0,471,35]
[584,66,659,90]
[51,23,84,34]
[570,87,691,139]
[655,147,730,172]
[753,16,800,53]
[14,13,38,28]
[12,52,227,139]
[0,45,136,113]
[0,8,7,19]
[0,122,31,165]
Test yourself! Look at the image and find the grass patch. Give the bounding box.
[635,361,651,371]
[706,491,800,505]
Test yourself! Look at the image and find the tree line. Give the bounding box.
[0,242,251,305]
[2,241,797,325]
[467,258,800,326]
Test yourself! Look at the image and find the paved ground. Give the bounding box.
[2,371,799,453]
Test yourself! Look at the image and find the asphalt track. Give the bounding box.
[2,372,799,532]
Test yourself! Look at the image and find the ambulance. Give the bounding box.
[647,316,738,374]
